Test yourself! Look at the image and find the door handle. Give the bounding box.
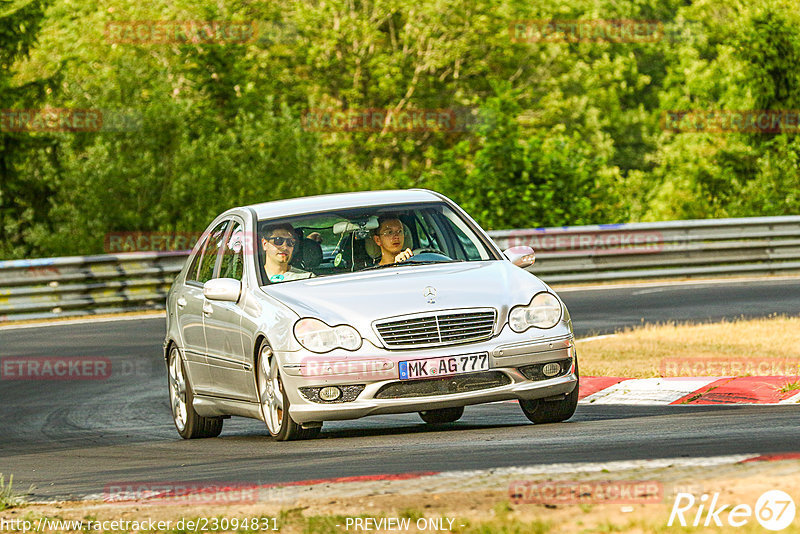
[203,302,213,316]
[177,297,187,309]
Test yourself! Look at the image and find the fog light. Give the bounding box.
[542,362,561,377]
[319,386,342,401]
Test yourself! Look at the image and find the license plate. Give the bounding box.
[398,353,490,380]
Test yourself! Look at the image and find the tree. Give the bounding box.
[0,0,59,257]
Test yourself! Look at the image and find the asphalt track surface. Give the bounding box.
[1,277,799,500]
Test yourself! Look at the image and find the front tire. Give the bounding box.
[419,406,464,424]
[168,345,223,439]
[519,360,579,424]
[256,342,321,441]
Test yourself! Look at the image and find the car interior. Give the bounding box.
[256,203,489,284]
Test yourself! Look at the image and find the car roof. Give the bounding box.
[247,189,444,220]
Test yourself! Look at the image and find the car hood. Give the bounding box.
[261,261,551,338]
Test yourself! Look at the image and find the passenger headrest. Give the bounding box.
[292,237,323,270]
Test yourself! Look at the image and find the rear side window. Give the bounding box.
[195,220,230,284]
[218,222,245,280]
[185,243,204,282]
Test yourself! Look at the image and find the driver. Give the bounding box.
[261,223,313,282]
[371,216,414,266]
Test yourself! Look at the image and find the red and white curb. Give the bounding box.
[580,376,800,405]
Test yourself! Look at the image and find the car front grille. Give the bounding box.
[374,309,496,348]
[374,371,511,399]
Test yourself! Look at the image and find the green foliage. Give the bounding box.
[2,0,800,259]
[435,85,623,229]
[0,473,27,510]
[0,0,59,258]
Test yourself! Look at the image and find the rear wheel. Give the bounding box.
[519,360,579,424]
[168,345,223,439]
[256,342,321,441]
[419,406,464,424]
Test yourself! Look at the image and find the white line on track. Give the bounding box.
[72,454,765,503]
[555,274,800,293]
[576,334,617,343]
[0,312,165,331]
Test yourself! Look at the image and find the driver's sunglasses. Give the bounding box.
[266,236,297,248]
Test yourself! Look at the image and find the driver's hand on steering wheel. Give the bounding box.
[394,248,414,263]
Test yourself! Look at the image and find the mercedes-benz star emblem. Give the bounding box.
[423,286,437,304]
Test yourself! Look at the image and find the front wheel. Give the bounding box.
[419,406,464,424]
[519,360,579,424]
[168,345,223,439]
[256,343,321,441]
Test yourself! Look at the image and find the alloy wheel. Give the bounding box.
[258,345,284,435]
[168,347,187,432]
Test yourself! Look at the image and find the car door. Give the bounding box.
[176,219,229,393]
[203,219,250,400]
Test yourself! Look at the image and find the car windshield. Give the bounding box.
[256,202,498,284]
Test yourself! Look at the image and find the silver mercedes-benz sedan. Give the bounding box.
[164,189,578,440]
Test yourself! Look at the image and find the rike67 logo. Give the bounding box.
[669,490,796,531]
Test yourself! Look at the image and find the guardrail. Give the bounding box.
[0,252,186,322]
[491,215,800,283]
[1,216,799,322]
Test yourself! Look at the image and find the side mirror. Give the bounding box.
[204,278,242,303]
[504,246,535,268]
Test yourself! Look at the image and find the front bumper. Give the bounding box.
[279,326,578,424]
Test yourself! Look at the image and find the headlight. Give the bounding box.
[293,318,362,353]
[508,292,562,332]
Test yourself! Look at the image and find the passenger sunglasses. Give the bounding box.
[266,236,297,247]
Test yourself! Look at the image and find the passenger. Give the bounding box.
[261,223,313,282]
[371,216,413,266]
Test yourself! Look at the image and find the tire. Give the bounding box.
[419,406,464,424]
[519,360,579,424]
[168,345,223,439]
[256,342,321,441]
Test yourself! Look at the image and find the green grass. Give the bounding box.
[0,474,28,511]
